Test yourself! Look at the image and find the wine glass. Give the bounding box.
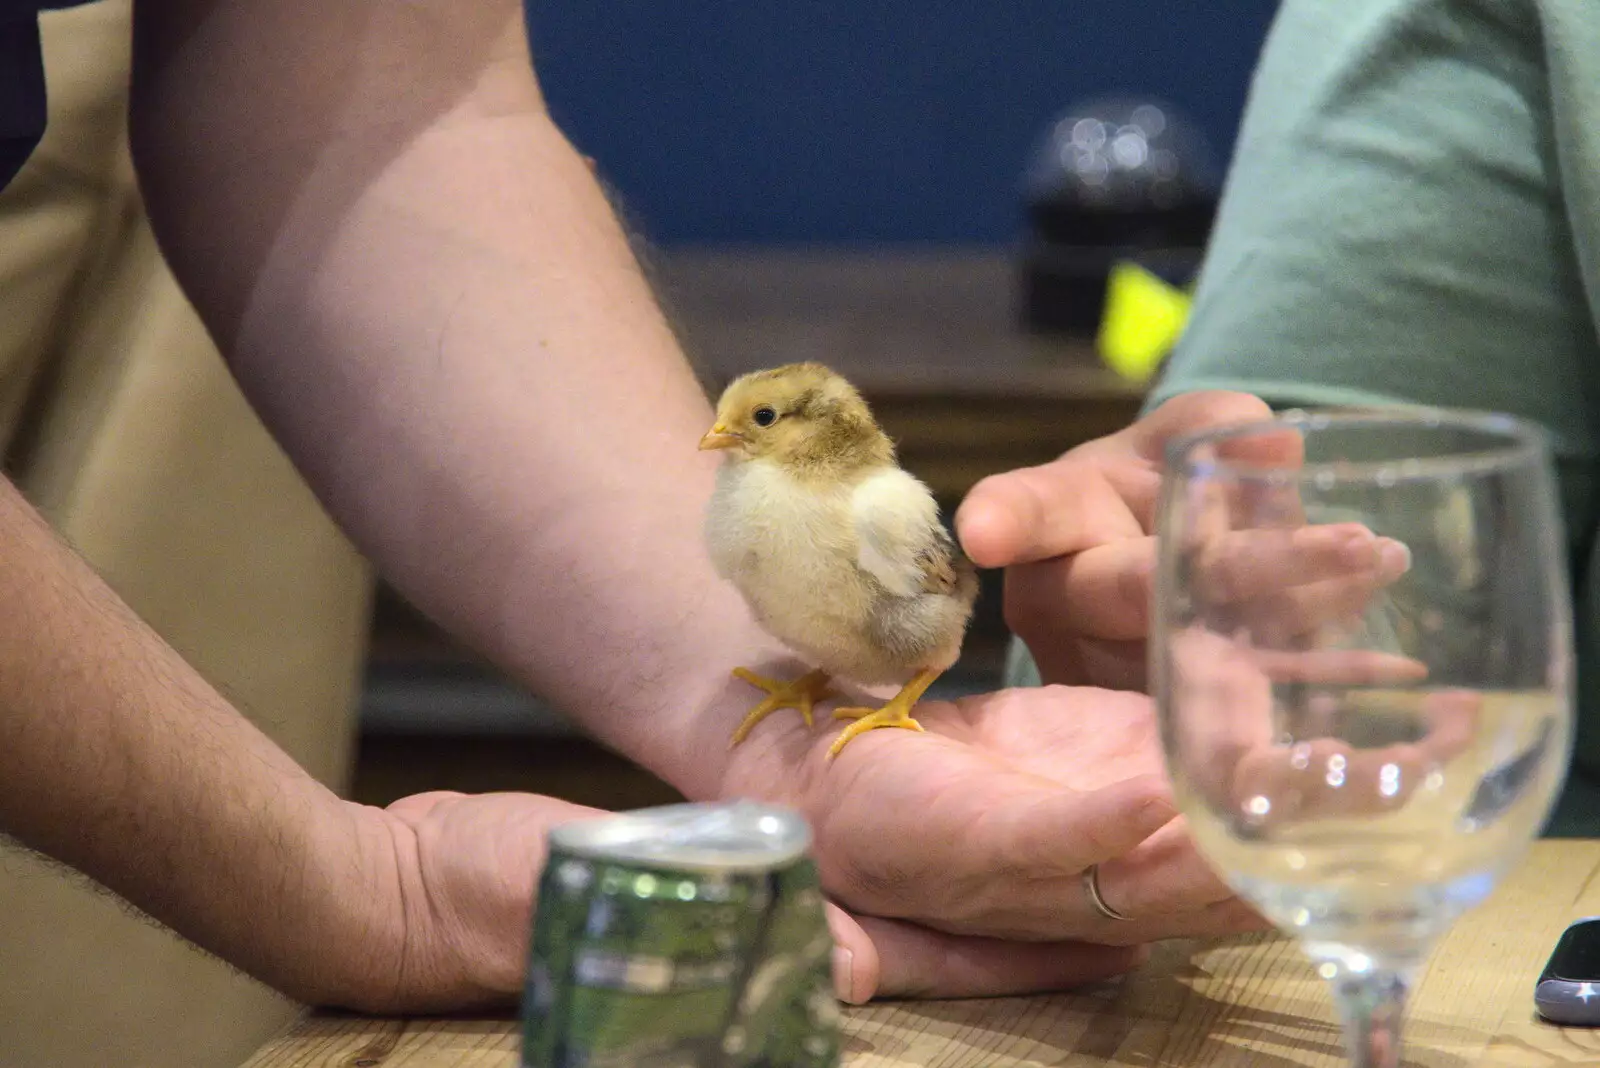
[1151,408,1574,1068]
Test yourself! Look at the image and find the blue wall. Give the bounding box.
[525,3,1278,245]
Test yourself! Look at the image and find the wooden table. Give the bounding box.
[243,840,1600,1067]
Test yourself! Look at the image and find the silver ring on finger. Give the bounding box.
[1082,863,1132,922]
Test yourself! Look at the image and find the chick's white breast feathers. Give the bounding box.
[850,468,950,597]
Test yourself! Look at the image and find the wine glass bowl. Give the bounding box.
[1152,409,1573,1067]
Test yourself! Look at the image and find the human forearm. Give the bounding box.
[0,475,404,1007]
[129,0,790,798]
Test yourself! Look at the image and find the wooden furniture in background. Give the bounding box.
[240,838,1598,1067]
[655,248,1145,501]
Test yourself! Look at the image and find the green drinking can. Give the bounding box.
[522,800,841,1068]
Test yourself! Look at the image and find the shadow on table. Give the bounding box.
[849,937,1477,1068]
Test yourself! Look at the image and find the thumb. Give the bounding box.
[981,768,1178,878]
[955,391,1276,569]
[956,459,1143,569]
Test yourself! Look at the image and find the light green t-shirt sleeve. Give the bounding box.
[1003,0,1600,831]
[1148,0,1600,441]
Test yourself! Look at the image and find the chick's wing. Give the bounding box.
[850,469,963,597]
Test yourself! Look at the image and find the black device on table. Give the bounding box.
[1537,917,1600,1024]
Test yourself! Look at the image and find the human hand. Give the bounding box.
[954,391,1409,691]
[342,789,604,1012]
[337,783,1139,1010]
[718,681,1272,1002]
[341,785,1142,1011]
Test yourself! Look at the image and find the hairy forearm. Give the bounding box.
[0,476,402,1007]
[129,0,791,798]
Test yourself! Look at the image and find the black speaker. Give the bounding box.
[1019,97,1221,335]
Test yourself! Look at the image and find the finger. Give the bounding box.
[1189,521,1409,643]
[957,393,1281,569]
[1172,584,1428,689]
[1095,816,1238,919]
[1193,525,1410,606]
[1157,407,1306,481]
[910,857,1267,945]
[1251,648,1429,686]
[818,754,1178,936]
[1128,393,1297,531]
[999,532,1162,667]
[1238,564,1411,645]
[1123,390,1278,463]
[957,460,1143,569]
[979,771,1179,878]
[824,904,868,1003]
[1170,626,1276,746]
[828,906,1147,1003]
[1163,405,1310,548]
[385,790,470,820]
[1075,894,1273,947]
[1013,536,1156,642]
[1007,529,1406,648]
[1006,615,1148,691]
[1072,637,1151,692]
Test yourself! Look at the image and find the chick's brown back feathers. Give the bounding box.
[916,527,975,596]
[862,521,978,674]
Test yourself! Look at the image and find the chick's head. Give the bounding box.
[698,363,893,475]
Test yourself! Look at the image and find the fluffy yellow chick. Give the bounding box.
[698,362,979,758]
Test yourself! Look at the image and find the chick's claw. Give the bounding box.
[728,667,834,747]
[828,705,925,757]
[826,667,941,759]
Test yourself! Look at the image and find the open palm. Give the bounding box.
[720,682,1267,949]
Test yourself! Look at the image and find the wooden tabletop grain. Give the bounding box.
[241,840,1600,1067]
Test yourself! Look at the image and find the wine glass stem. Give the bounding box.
[1332,969,1411,1068]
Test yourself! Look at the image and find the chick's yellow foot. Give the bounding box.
[827,703,925,756]
[729,667,834,747]
[826,667,942,759]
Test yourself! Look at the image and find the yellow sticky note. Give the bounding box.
[1097,261,1192,384]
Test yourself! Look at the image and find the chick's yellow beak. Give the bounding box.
[698,424,744,451]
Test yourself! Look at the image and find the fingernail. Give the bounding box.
[831,946,857,1003]
[1378,538,1412,575]
[1332,526,1375,561]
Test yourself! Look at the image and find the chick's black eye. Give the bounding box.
[752,406,778,427]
